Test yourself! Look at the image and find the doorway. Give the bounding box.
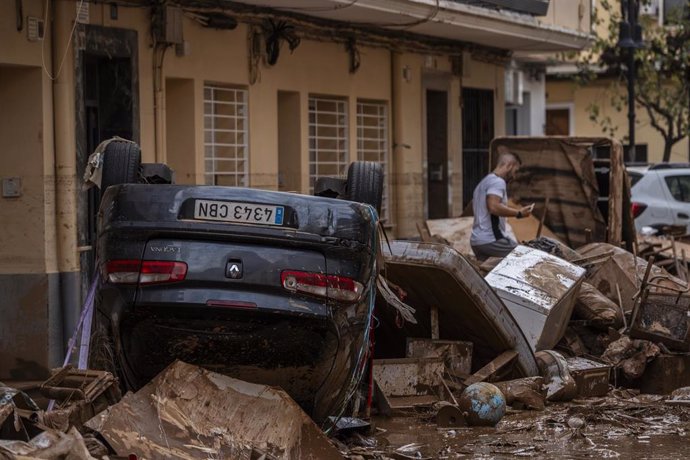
[426,89,449,219]
[278,91,301,192]
[462,88,494,207]
[76,26,139,300]
[545,105,572,135]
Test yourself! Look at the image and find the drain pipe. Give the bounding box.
[152,44,169,163]
[50,0,81,361]
[390,50,406,235]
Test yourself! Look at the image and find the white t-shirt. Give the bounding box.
[470,173,509,246]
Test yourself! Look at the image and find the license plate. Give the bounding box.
[194,200,284,226]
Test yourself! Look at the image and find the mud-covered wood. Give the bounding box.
[464,350,518,386]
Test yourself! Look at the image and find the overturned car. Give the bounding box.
[87,140,382,426]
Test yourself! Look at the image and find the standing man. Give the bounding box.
[470,152,532,261]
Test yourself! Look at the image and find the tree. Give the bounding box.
[576,0,690,162]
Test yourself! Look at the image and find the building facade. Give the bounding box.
[0,0,591,380]
[545,0,690,163]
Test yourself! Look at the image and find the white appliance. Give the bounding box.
[484,245,585,352]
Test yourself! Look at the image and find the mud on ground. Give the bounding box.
[340,392,690,459]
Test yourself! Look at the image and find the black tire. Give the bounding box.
[101,140,141,191]
[346,161,384,214]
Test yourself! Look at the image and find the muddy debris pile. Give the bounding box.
[348,231,690,458]
[0,361,341,459]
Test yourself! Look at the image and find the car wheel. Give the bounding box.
[346,161,384,214]
[101,140,141,191]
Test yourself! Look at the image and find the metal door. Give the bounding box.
[426,89,449,219]
[462,88,494,207]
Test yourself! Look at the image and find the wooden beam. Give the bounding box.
[536,196,550,239]
[463,350,518,387]
[431,306,439,340]
[608,140,624,246]
[416,222,433,242]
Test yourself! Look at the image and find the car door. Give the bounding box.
[661,173,690,230]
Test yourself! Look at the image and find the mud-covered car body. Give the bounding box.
[92,184,378,424]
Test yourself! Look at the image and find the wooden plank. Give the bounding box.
[416,222,433,242]
[431,306,439,340]
[608,140,623,246]
[387,395,438,409]
[463,350,518,386]
[536,196,550,239]
[628,256,655,334]
[672,236,681,277]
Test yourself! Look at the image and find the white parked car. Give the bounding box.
[627,164,690,234]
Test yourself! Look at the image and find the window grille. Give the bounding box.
[357,100,390,221]
[203,85,249,186]
[308,96,348,192]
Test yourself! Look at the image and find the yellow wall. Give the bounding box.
[0,66,47,274]
[0,0,513,261]
[165,78,197,184]
[0,0,59,274]
[547,79,690,162]
[540,0,592,33]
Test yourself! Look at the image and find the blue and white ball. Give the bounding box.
[458,382,506,427]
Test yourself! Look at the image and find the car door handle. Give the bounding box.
[679,213,689,219]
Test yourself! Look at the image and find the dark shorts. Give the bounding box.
[471,238,517,261]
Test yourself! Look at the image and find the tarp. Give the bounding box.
[430,137,635,253]
[491,137,607,248]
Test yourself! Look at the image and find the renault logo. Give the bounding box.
[226,260,243,279]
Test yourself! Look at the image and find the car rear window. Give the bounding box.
[627,171,643,187]
[664,175,690,202]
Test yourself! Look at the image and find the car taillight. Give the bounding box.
[105,260,187,285]
[281,270,364,303]
[631,202,648,219]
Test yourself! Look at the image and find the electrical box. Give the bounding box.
[155,6,184,45]
[2,177,22,198]
[27,17,44,41]
[505,70,525,105]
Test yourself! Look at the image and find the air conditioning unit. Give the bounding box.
[640,0,660,17]
[153,6,184,45]
[505,70,524,106]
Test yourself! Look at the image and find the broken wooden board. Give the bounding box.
[373,358,445,413]
[424,217,474,257]
[373,358,444,398]
[425,215,560,259]
[639,235,690,264]
[464,351,518,387]
[406,338,473,376]
[85,360,343,460]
